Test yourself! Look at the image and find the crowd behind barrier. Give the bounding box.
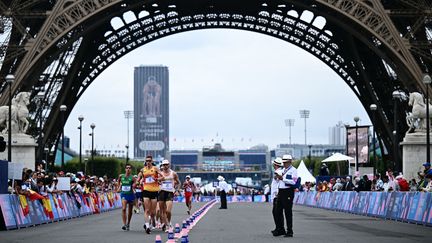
[294,191,432,226]
[0,192,122,230]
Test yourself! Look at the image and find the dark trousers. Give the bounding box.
[272,198,279,230]
[275,188,294,234]
[220,190,227,209]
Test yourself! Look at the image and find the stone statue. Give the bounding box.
[407,92,431,133]
[0,91,30,134]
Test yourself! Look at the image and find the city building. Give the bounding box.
[272,143,345,160]
[134,65,169,161]
[329,121,347,146]
[169,144,270,187]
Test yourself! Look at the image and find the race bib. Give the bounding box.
[186,187,192,192]
[135,189,142,193]
[161,181,174,191]
[121,186,131,192]
[145,176,155,183]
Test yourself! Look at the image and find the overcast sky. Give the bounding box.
[64,29,370,157]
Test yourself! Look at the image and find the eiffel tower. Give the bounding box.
[0,0,431,170]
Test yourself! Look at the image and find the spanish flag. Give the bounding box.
[100,194,105,208]
[28,190,45,201]
[42,198,54,219]
[18,195,29,216]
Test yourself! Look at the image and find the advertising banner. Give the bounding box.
[347,126,369,164]
[134,66,169,159]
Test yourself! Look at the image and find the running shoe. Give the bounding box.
[144,222,151,234]
[126,224,130,231]
[161,223,166,232]
[122,225,127,231]
[187,210,190,215]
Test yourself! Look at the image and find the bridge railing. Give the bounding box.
[294,191,432,226]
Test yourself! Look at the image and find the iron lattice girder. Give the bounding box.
[1,0,426,104]
[40,1,396,159]
[0,0,429,163]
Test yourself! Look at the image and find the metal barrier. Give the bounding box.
[294,191,432,226]
[0,192,122,230]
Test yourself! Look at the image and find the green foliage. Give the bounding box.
[86,157,121,178]
[119,160,143,175]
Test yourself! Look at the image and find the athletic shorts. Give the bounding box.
[135,191,143,201]
[143,190,158,200]
[185,192,193,201]
[121,193,135,203]
[158,190,174,202]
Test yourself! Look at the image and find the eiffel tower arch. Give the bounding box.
[0,0,431,169]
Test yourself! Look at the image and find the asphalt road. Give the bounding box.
[2,202,432,243]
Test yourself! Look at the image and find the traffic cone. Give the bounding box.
[155,235,162,243]
[182,231,189,243]
[175,223,181,233]
[168,228,174,240]
[174,223,181,238]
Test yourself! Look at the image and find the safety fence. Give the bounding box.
[0,192,122,230]
[294,191,432,226]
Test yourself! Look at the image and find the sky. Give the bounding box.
[64,29,371,157]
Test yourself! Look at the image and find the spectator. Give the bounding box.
[396,175,409,191]
[422,171,432,192]
[332,178,343,191]
[343,176,354,191]
[423,162,431,175]
[417,172,427,191]
[409,179,418,191]
[374,174,384,191]
[320,163,329,176]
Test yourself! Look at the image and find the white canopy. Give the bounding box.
[296,160,316,183]
[322,153,354,162]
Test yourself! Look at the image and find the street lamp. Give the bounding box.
[90,123,96,161]
[125,145,129,164]
[284,119,295,144]
[78,115,84,169]
[354,116,360,172]
[299,110,310,145]
[308,144,312,171]
[44,147,49,171]
[392,90,402,173]
[35,92,45,163]
[423,74,431,163]
[5,74,14,162]
[60,105,67,170]
[124,110,133,161]
[370,104,377,175]
[90,123,96,174]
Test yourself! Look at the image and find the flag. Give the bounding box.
[42,198,54,219]
[57,195,64,209]
[28,190,45,201]
[18,195,29,216]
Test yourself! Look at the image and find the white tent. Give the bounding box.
[322,153,354,175]
[322,153,354,162]
[296,160,316,183]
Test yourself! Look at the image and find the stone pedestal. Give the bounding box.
[0,133,37,170]
[400,133,429,180]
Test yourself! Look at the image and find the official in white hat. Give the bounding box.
[217,175,228,209]
[273,154,297,237]
[270,157,283,235]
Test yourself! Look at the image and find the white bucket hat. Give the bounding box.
[272,157,283,166]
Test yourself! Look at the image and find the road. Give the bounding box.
[2,202,431,243]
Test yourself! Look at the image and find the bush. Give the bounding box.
[86,157,121,178]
